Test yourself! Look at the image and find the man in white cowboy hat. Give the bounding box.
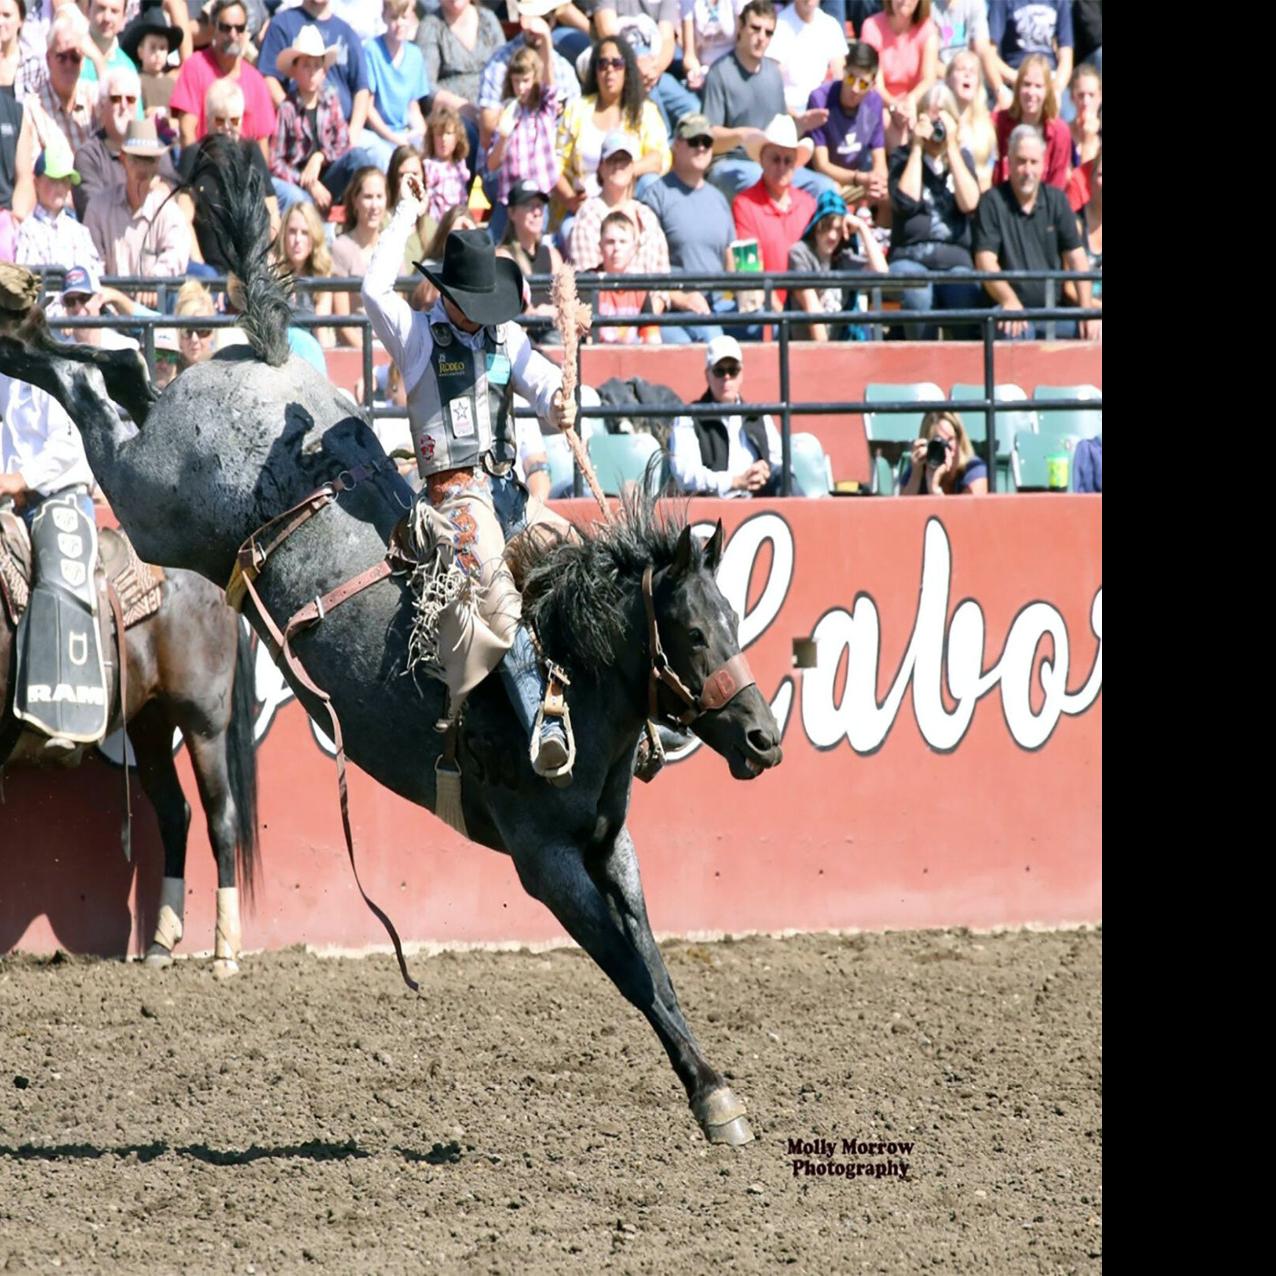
[169,0,278,154]
[362,170,580,787]
[732,113,817,308]
[15,137,104,276]
[83,118,190,290]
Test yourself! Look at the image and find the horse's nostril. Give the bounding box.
[746,727,776,755]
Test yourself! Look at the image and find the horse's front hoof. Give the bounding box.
[212,958,240,979]
[693,1087,755,1146]
[143,945,173,969]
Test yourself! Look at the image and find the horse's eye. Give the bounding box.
[688,628,706,648]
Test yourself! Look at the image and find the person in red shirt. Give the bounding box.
[731,114,817,308]
[991,54,1070,191]
[168,0,277,157]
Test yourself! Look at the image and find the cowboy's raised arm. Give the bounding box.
[361,198,432,380]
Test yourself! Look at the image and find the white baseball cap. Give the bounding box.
[705,335,743,368]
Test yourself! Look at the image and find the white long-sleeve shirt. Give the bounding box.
[669,407,783,497]
[360,202,562,444]
[0,370,94,495]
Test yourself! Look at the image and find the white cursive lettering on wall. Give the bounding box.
[800,518,1101,754]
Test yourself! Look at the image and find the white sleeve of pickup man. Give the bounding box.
[361,202,433,390]
[504,319,562,426]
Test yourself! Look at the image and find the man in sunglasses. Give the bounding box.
[806,41,888,206]
[640,113,736,344]
[71,64,179,220]
[27,13,100,154]
[171,0,278,156]
[669,335,786,498]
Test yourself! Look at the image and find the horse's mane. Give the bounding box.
[509,489,691,679]
[182,134,293,368]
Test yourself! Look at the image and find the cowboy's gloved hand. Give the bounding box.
[549,388,575,432]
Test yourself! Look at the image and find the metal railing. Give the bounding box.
[36,266,1100,496]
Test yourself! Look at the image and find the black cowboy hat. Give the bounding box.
[418,228,524,327]
[121,5,183,69]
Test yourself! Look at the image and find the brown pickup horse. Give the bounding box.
[0,543,258,976]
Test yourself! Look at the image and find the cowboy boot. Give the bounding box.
[499,624,573,787]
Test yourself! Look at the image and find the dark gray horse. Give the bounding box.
[0,138,782,1144]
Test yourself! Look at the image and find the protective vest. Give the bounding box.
[408,321,514,477]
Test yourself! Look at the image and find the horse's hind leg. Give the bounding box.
[128,701,192,968]
[511,826,754,1146]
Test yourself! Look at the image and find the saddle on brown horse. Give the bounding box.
[1,506,165,746]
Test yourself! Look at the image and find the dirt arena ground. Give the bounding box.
[1,927,1100,1274]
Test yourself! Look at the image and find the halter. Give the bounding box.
[641,564,757,727]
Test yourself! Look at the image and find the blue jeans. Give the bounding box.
[552,26,591,66]
[820,0,847,29]
[707,156,835,200]
[999,318,1080,341]
[22,486,95,532]
[321,146,381,201]
[651,73,702,135]
[887,258,985,339]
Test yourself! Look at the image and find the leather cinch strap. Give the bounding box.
[230,462,422,993]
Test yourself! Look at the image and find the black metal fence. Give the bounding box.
[36,266,1100,496]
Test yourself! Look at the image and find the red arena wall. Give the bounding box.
[1,496,1101,957]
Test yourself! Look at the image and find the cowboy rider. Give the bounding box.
[361,172,578,787]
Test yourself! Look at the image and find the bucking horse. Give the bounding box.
[0,138,783,1145]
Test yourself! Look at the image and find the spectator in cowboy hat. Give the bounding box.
[119,2,183,121]
[83,117,191,296]
[71,62,180,220]
[731,113,817,308]
[169,0,277,154]
[669,334,786,497]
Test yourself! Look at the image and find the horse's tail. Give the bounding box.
[185,134,292,367]
[228,618,260,899]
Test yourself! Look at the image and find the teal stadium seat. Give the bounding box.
[1013,432,1079,490]
[1033,384,1102,441]
[790,432,832,496]
[948,383,1038,458]
[586,431,663,497]
[863,382,945,444]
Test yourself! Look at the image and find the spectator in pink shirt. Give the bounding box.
[169,0,276,157]
[861,0,939,150]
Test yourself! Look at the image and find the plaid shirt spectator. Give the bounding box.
[569,198,670,306]
[491,84,560,207]
[269,83,349,186]
[477,37,581,114]
[21,63,98,153]
[15,204,104,276]
[423,157,469,224]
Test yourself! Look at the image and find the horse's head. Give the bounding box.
[649,523,782,780]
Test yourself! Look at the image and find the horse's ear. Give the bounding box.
[704,520,725,574]
[672,524,694,577]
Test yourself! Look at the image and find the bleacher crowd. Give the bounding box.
[0,0,1101,497]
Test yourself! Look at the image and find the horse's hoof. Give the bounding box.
[693,1087,755,1147]
[212,958,240,979]
[143,946,173,969]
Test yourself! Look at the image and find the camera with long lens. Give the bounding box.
[930,118,946,143]
[926,437,949,466]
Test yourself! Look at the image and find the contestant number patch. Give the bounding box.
[486,353,511,385]
[449,398,476,438]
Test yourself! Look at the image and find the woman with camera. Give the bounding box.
[885,82,983,339]
[898,409,988,495]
